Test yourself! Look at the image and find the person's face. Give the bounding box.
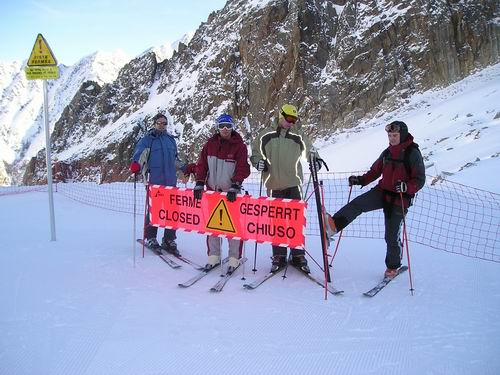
[154,117,167,132]
[218,123,232,139]
[387,131,401,146]
[279,115,297,129]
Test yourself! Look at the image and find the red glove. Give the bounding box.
[185,163,196,175]
[129,161,140,174]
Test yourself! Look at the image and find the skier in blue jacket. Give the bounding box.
[130,113,187,255]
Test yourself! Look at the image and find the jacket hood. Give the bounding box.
[388,133,415,158]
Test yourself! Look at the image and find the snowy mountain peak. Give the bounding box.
[0,50,129,184]
[140,32,196,63]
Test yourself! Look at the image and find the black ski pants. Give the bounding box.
[332,187,407,269]
[144,214,176,242]
[270,186,305,258]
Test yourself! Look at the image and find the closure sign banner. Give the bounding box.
[149,186,306,249]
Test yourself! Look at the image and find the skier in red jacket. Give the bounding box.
[325,121,425,278]
[192,114,251,274]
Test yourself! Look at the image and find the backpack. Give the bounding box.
[381,142,421,177]
[380,143,422,214]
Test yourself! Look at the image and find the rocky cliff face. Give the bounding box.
[22,0,500,184]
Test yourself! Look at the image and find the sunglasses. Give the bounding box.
[218,123,233,130]
[282,114,297,124]
[385,123,400,132]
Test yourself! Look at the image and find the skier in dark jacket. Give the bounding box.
[129,113,187,255]
[192,114,251,273]
[325,121,425,278]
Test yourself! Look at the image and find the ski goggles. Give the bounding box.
[385,123,401,133]
[218,123,233,129]
[281,112,298,124]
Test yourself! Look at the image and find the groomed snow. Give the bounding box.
[0,189,499,375]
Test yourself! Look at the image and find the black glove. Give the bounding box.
[348,175,361,186]
[193,181,204,200]
[226,183,241,203]
[395,180,407,193]
[315,158,324,171]
[256,160,266,172]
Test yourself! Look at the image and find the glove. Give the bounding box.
[315,158,324,171]
[129,161,140,174]
[185,163,196,175]
[256,160,266,172]
[193,181,204,200]
[226,183,241,203]
[348,175,361,186]
[395,180,407,193]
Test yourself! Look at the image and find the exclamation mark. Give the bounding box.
[219,209,223,226]
[39,39,42,52]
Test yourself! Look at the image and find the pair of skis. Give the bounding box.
[244,265,408,297]
[178,257,247,292]
[137,239,203,270]
[243,265,344,296]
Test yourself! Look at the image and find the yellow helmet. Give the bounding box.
[280,104,298,119]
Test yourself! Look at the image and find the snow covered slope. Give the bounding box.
[0,189,498,375]
[316,63,500,193]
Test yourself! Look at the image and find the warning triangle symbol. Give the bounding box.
[27,34,58,67]
[206,199,236,233]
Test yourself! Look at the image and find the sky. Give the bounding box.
[0,0,227,65]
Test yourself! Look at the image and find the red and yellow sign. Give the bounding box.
[149,186,306,249]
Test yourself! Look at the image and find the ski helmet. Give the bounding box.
[217,114,234,128]
[279,104,298,122]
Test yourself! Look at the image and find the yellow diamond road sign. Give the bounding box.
[27,34,58,67]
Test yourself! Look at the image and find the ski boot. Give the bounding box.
[270,255,287,273]
[324,212,337,239]
[384,268,398,279]
[291,255,310,274]
[145,238,162,253]
[162,239,180,256]
[204,255,220,271]
[226,257,240,275]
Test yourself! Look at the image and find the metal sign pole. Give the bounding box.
[43,79,56,241]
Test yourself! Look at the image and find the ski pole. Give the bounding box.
[252,172,264,273]
[219,236,224,276]
[142,183,149,258]
[399,192,415,295]
[242,192,251,280]
[133,173,137,268]
[241,239,246,281]
[329,185,353,267]
[319,181,329,300]
[281,254,291,280]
